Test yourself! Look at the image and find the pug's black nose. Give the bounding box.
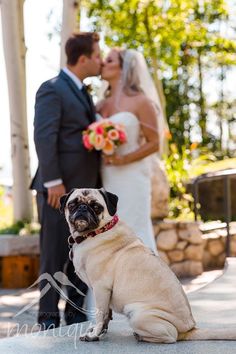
[78,204,88,212]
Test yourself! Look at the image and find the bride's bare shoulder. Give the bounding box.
[133,93,154,108]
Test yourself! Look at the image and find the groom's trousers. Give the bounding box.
[36,192,88,325]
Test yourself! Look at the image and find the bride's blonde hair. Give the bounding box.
[105,48,144,97]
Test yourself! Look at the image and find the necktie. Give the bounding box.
[81,85,91,107]
[81,85,94,122]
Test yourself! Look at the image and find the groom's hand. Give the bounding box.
[47,184,66,209]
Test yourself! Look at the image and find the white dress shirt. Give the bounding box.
[44,67,84,189]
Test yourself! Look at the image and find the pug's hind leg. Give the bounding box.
[130,310,178,344]
[80,286,111,342]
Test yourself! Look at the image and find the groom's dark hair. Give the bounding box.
[65,32,100,65]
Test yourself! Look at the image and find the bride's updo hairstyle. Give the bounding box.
[104,48,144,97]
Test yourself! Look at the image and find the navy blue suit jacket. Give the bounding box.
[31,70,101,192]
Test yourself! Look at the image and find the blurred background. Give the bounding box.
[1,0,236,231]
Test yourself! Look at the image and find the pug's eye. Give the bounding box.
[68,202,76,212]
[91,203,104,214]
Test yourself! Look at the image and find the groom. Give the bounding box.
[31,32,102,329]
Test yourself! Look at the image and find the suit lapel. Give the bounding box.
[59,70,95,122]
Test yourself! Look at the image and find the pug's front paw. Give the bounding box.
[80,333,99,342]
[80,326,107,342]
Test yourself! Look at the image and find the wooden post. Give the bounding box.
[60,0,80,68]
[1,0,32,221]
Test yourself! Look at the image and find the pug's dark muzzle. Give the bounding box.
[69,203,99,232]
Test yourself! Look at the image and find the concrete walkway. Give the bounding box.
[0,269,222,338]
[0,259,236,353]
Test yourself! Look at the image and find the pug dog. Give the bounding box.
[60,188,236,343]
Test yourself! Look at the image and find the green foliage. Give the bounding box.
[164,143,194,218]
[164,143,191,198]
[0,220,25,235]
[168,196,195,220]
[164,142,235,218]
[0,220,40,235]
[163,140,216,218]
[83,0,236,156]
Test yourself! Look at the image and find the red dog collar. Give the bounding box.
[68,215,119,259]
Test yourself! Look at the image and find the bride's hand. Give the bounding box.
[103,153,127,166]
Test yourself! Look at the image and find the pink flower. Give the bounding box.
[88,122,99,131]
[83,134,93,150]
[108,129,119,141]
[119,130,127,143]
[95,125,104,135]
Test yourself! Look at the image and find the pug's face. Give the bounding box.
[60,188,118,234]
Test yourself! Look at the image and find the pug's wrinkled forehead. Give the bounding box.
[60,188,118,217]
[67,188,105,206]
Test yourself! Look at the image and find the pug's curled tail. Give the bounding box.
[178,327,236,341]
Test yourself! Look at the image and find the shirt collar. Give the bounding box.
[62,67,83,90]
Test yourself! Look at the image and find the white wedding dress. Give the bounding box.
[101,112,157,252]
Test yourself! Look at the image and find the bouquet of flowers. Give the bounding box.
[82,119,127,155]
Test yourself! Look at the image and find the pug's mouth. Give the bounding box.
[70,212,100,233]
[74,219,89,232]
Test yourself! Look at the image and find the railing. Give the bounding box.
[192,169,236,257]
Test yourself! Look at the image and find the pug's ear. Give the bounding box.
[99,188,118,216]
[59,189,76,213]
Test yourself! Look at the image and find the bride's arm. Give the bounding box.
[107,97,160,166]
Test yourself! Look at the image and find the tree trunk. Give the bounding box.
[219,64,225,151]
[197,49,207,142]
[1,0,32,222]
[60,0,80,68]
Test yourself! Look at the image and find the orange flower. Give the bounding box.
[190,142,198,151]
[103,138,115,155]
[164,129,172,140]
[94,135,105,150]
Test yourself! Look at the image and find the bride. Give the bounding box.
[97,48,166,253]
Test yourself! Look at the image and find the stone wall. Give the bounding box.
[1,223,235,282]
[151,157,169,219]
[202,229,236,269]
[154,220,204,277]
[154,220,236,277]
